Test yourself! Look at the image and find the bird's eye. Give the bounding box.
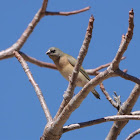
[51,50,55,53]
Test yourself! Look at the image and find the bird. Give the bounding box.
[46,47,100,99]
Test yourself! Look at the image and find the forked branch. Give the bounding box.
[19,51,57,70]
[100,83,121,110]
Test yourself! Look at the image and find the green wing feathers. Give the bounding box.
[67,54,100,99]
[67,54,90,81]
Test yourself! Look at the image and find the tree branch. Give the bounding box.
[63,115,140,133]
[111,9,134,70]
[115,68,140,85]
[126,128,140,140]
[0,0,49,60]
[86,56,126,75]
[100,83,120,110]
[45,7,90,16]
[14,51,52,122]
[19,51,57,70]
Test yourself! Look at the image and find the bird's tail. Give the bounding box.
[91,89,100,99]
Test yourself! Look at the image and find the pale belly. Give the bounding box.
[59,65,89,87]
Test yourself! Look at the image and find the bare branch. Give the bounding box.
[45,6,90,16]
[100,83,120,110]
[86,56,126,75]
[0,0,49,60]
[111,9,134,70]
[126,128,140,140]
[14,51,52,122]
[115,68,140,85]
[19,51,57,70]
[63,115,140,133]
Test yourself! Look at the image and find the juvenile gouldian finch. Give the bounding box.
[46,47,100,99]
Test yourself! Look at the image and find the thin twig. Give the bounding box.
[54,15,95,120]
[126,128,140,140]
[86,56,126,75]
[115,68,140,85]
[63,115,140,133]
[14,51,52,122]
[19,51,57,70]
[100,83,119,110]
[45,6,90,16]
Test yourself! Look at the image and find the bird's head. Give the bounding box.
[46,47,64,61]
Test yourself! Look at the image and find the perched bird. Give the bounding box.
[46,47,100,99]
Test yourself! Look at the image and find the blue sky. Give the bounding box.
[0,0,140,140]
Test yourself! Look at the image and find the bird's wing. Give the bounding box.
[67,54,91,81]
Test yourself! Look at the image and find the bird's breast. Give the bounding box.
[54,56,73,81]
[59,65,87,87]
[54,56,89,87]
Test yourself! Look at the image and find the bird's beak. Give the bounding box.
[46,50,51,55]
